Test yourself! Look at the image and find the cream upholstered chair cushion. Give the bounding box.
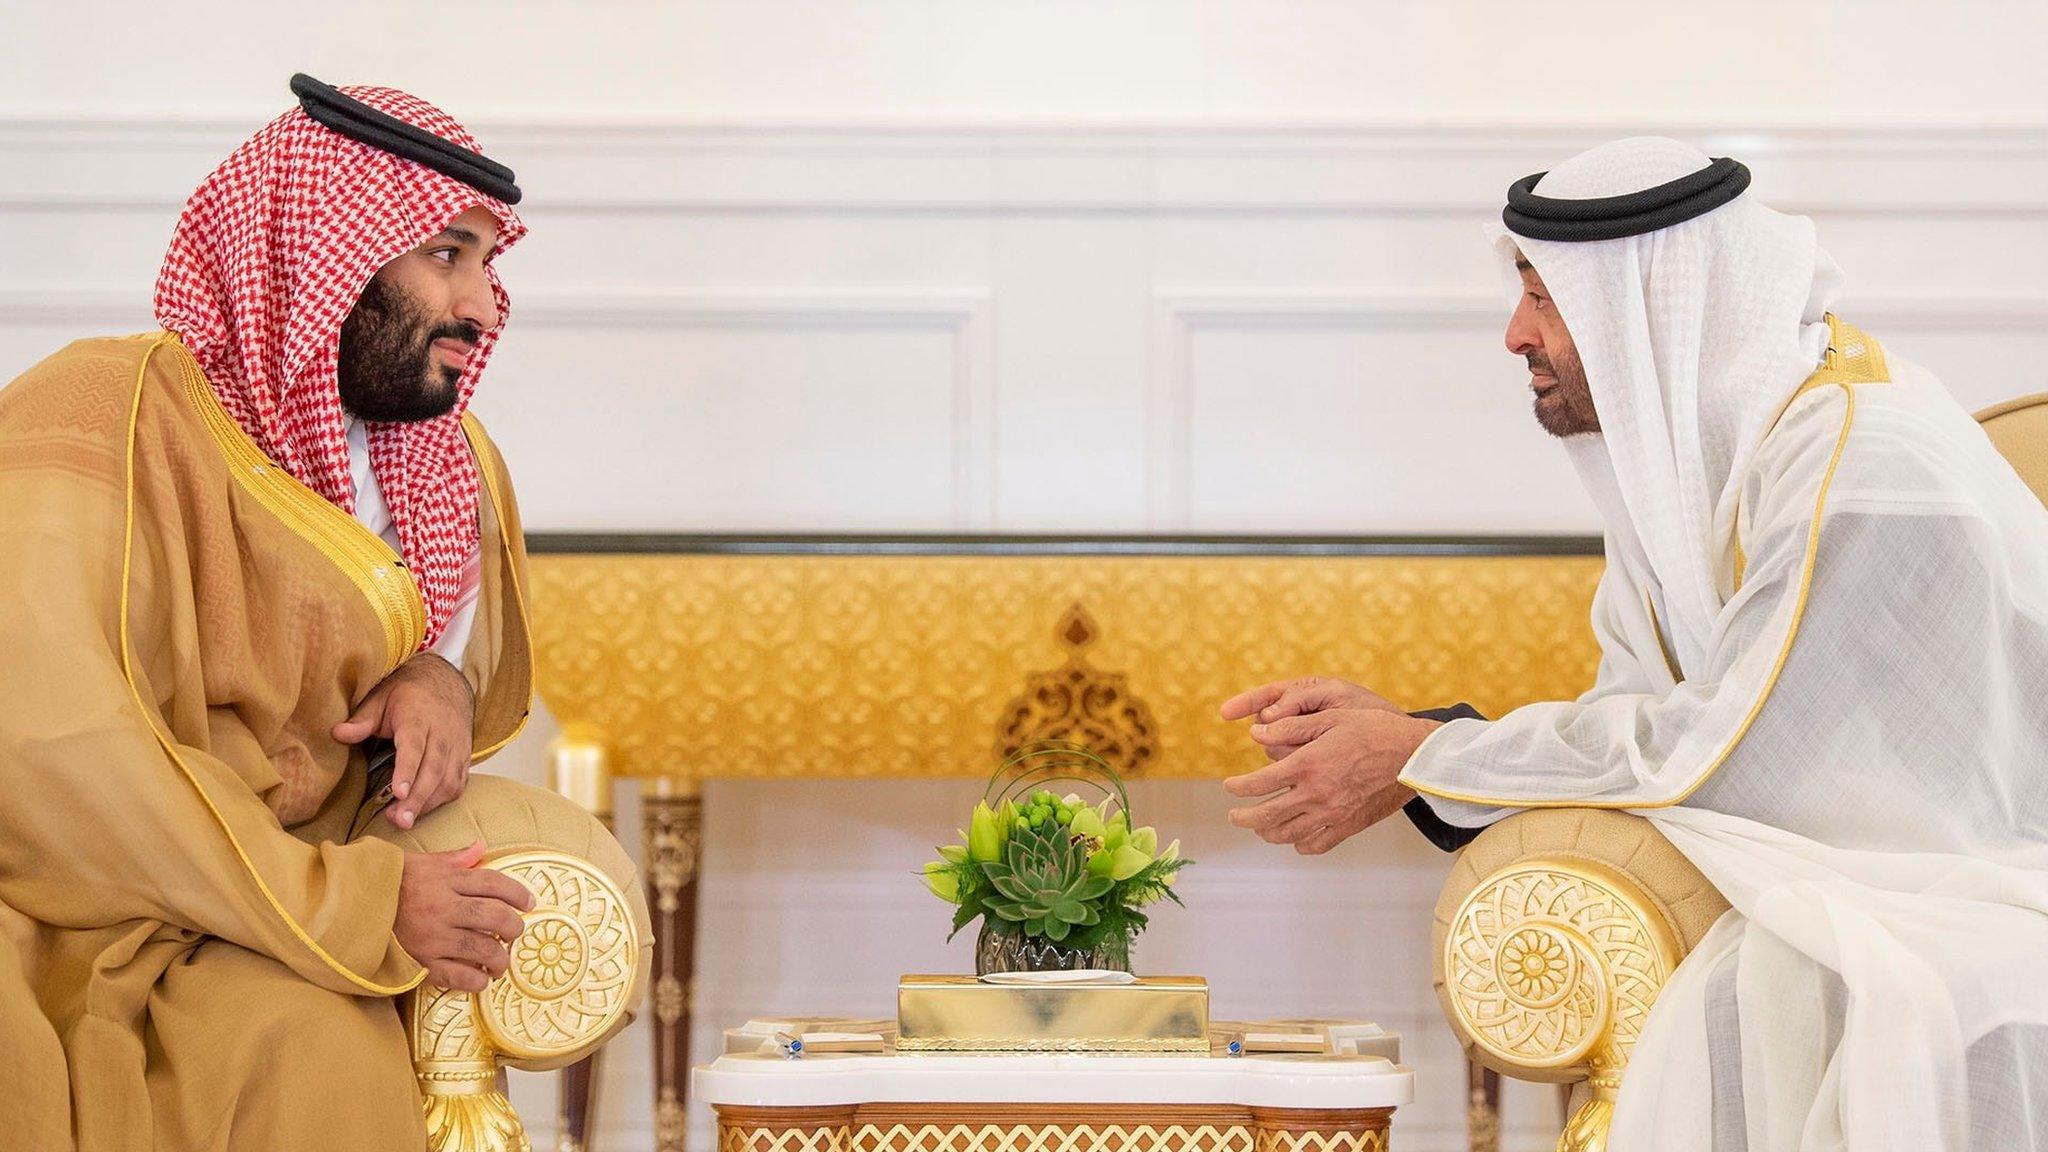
[370,773,652,1151]
[1975,392,2048,503]
[1430,809,1729,1085]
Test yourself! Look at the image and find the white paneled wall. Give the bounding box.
[4,113,2048,1152]
[5,6,2047,1146]
[6,121,2047,535]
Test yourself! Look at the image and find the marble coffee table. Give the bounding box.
[694,1026,1415,1152]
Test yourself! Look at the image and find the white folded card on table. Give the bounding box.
[977,969,1140,986]
[793,1032,888,1052]
[1240,1032,1328,1053]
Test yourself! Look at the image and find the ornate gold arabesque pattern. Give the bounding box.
[478,851,641,1062]
[1442,859,1678,1075]
[528,553,1602,780]
[994,603,1161,775]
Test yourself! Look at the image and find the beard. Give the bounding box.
[1527,344,1601,438]
[336,277,481,423]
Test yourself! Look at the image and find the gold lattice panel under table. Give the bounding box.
[712,1101,1399,1152]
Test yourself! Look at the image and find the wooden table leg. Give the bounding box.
[645,778,704,1152]
[1468,1060,1501,1152]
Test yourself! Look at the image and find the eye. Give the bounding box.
[1526,292,1549,311]
[427,247,459,264]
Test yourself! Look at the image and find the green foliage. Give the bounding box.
[922,785,1191,956]
[980,819,1115,942]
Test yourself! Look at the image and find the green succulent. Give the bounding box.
[978,818,1114,942]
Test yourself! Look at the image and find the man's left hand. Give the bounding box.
[1223,709,1442,855]
[333,652,475,830]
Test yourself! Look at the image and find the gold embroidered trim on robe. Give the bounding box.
[1733,314,1890,592]
[166,333,426,668]
[119,333,426,996]
[1406,317,1888,812]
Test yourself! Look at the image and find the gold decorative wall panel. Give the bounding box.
[995,603,1161,775]
[527,552,1603,781]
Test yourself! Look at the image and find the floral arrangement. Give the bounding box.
[921,743,1189,971]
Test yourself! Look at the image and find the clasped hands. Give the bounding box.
[334,651,532,991]
[1219,676,1442,855]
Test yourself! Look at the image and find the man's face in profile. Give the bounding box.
[337,205,502,423]
[1504,253,1600,438]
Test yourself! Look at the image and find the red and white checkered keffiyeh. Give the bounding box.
[154,84,526,649]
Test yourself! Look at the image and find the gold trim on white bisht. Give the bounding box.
[1399,138,2048,1150]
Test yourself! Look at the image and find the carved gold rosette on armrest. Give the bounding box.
[1430,810,1730,1152]
[408,848,646,1152]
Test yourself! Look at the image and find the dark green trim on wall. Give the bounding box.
[523,533,1606,557]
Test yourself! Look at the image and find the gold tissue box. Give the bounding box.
[896,975,1210,1053]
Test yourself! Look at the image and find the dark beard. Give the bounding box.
[1527,346,1601,438]
[336,277,480,423]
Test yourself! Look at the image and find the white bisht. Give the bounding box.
[1399,138,2048,1150]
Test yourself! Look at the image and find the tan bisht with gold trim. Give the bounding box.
[0,333,531,1151]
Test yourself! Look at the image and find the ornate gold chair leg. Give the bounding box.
[406,842,644,1152]
[1467,1060,1501,1152]
[1437,857,1685,1152]
[413,984,533,1152]
[1555,1064,1618,1152]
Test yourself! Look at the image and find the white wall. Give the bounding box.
[8,119,2045,534]
[5,5,2047,1151]
[6,1,2048,123]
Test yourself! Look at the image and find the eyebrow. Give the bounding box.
[1514,258,1535,272]
[434,226,485,247]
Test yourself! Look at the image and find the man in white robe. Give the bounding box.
[1221,137,2048,1150]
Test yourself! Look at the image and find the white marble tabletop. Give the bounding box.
[692,1049,1414,1111]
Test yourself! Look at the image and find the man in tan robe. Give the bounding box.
[1,77,544,1150]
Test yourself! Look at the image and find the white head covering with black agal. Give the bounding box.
[1398,138,2048,1151]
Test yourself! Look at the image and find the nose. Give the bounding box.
[1504,297,1540,357]
[451,267,500,333]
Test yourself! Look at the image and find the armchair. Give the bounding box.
[372,771,654,1152]
[1428,392,2048,1152]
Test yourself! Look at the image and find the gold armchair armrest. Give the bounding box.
[373,773,654,1152]
[1430,809,1729,1151]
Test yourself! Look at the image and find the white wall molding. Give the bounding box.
[0,287,997,531]
[4,119,2044,214]
[1144,288,2048,528]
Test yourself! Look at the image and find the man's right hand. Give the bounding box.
[1220,676,1401,761]
[394,841,534,992]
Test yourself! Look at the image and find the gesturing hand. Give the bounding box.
[333,652,475,830]
[1220,675,1400,760]
[395,842,535,993]
[1221,709,1441,855]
